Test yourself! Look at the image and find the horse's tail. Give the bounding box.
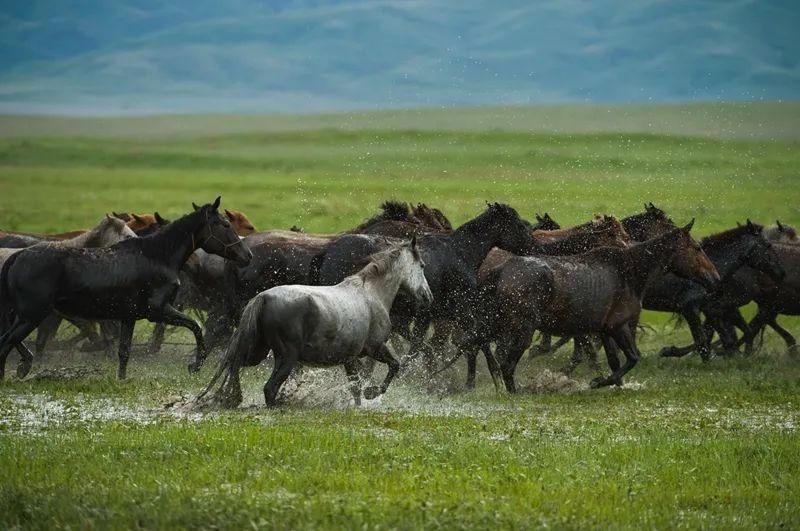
[195,293,266,408]
[0,251,21,333]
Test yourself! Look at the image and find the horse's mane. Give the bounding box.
[457,202,520,235]
[352,201,416,232]
[356,244,407,281]
[701,223,763,251]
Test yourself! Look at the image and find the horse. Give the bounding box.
[463,220,719,392]
[0,197,251,380]
[729,243,800,353]
[310,203,534,374]
[0,215,138,358]
[458,215,633,388]
[650,221,785,360]
[196,237,433,408]
[145,208,257,354]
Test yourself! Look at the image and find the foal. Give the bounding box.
[198,238,433,408]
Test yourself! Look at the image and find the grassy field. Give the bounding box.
[0,103,799,528]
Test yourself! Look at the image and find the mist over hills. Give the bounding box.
[1,0,798,115]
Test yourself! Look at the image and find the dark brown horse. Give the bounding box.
[649,221,785,360]
[462,221,719,392]
[458,215,633,387]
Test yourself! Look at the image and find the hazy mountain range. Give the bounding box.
[1,0,798,115]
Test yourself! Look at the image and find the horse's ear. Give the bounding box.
[224,209,235,221]
[155,212,166,224]
[682,218,695,232]
[105,213,112,221]
[132,213,144,223]
[777,220,784,231]
[212,196,221,210]
[746,218,753,227]
[192,202,200,211]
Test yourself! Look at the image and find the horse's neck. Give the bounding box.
[142,214,204,271]
[61,229,96,247]
[530,231,594,256]
[622,234,677,296]
[704,240,750,280]
[450,225,498,272]
[362,266,405,312]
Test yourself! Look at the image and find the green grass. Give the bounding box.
[0,107,799,528]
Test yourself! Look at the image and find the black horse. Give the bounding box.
[649,221,785,360]
[310,203,534,370]
[0,197,251,379]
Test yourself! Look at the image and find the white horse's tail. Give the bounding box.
[195,294,266,408]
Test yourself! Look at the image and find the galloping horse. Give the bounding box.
[0,197,251,379]
[465,221,719,392]
[650,221,785,360]
[197,237,432,408]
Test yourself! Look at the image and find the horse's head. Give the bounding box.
[481,202,533,254]
[224,209,257,236]
[593,215,632,248]
[534,212,560,231]
[741,220,786,283]
[623,203,676,241]
[400,235,433,308]
[763,220,799,245]
[665,219,720,290]
[192,197,252,266]
[96,214,137,245]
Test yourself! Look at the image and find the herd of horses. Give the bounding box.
[0,198,798,407]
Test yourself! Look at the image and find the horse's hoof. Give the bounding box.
[16,361,32,380]
[658,347,675,358]
[590,377,606,389]
[363,386,382,400]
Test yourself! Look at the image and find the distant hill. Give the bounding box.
[1,1,799,114]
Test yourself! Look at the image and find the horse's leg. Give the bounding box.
[741,308,769,354]
[767,317,797,352]
[364,343,401,399]
[147,322,167,354]
[531,332,552,357]
[116,320,135,379]
[263,342,298,408]
[659,309,706,359]
[558,336,587,375]
[0,317,40,380]
[592,325,639,388]
[343,358,362,406]
[595,335,622,387]
[724,308,752,355]
[15,342,34,379]
[497,326,534,394]
[34,313,62,356]
[152,304,205,372]
[465,346,478,390]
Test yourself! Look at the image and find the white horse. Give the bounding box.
[198,237,433,408]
